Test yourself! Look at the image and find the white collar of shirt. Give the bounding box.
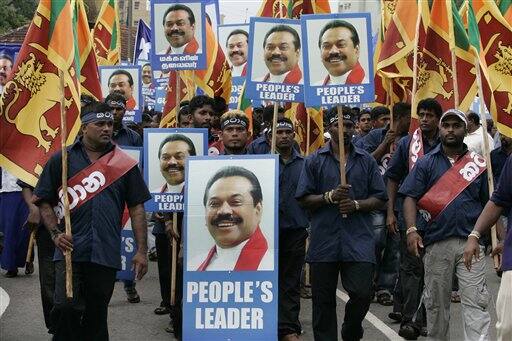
[164,182,184,193]
[171,43,187,55]
[268,70,290,83]
[329,72,349,85]
[1,169,21,193]
[207,239,250,271]
[232,62,246,77]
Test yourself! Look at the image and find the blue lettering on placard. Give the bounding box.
[254,83,300,102]
[315,85,364,105]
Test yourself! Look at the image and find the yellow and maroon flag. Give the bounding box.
[497,0,512,24]
[160,70,195,128]
[472,0,512,137]
[0,0,82,187]
[92,0,121,66]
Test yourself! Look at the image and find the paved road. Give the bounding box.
[0,255,501,340]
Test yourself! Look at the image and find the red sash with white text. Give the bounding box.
[417,151,486,222]
[197,227,268,271]
[54,147,138,219]
[409,128,424,171]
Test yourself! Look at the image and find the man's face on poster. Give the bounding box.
[205,176,262,248]
[159,140,191,186]
[227,33,248,67]
[142,65,152,85]
[264,30,300,76]
[164,9,195,49]
[0,57,13,86]
[108,73,134,100]
[320,26,360,77]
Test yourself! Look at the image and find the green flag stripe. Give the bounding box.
[467,1,481,52]
[451,0,470,51]
[49,1,67,39]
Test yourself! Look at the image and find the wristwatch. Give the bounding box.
[353,200,360,211]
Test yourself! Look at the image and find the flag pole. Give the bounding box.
[59,69,73,299]
[451,50,459,108]
[170,71,180,306]
[306,109,311,155]
[270,0,285,154]
[411,2,423,121]
[474,59,499,268]
[25,231,36,265]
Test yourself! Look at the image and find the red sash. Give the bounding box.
[54,147,138,219]
[409,128,424,171]
[165,38,199,55]
[262,64,302,84]
[322,61,366,85]
[417,151,486,222]
[241,63,247,77]
[197,227,268,271]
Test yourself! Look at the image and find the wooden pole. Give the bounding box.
[270,103,279,154]
[170,215,178,306]
[306,109,311,156]
[59,69,73,299]
[336,106,347,185]
[451,50,459,108]
[411,5,422,119]
[475,59,499,268]
[25,231,36,264]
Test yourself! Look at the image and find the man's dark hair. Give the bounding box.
[80,101,111,121]
[189,95,215,116]
[108,69,134,87]
[263,25,300,50]
[466,111,480,125]
[370,106,390,121]
[80,94,95,106]
[105,91,127,105]
[358,108,371,121]
[318,20,360,48]
[0,54,13,65]
[226,29,249,47]
[178,104,190,121]
[163,4,195,26]
[180,100,190,108]
[203,166,262,206]
[417,98,443,119]
[276,117,294,127]
[142,63,151,69]
[392,102,411,120]
[213,96,228,116]
[158,134,196,158]
[263,105,285,123]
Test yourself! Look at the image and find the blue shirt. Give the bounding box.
[490,154,512,271]
[113,124,142,147]
[385,133,440,214]
[279,149,308,230]
[398,145,489,246]
[357,127,386,152]
[34,139,151,269]
[295,143,387,263]
[247,135,270,155]
[491,147,510,183]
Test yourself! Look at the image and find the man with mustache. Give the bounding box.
[226,29,249,77]
[194,166,272,271]
[106,92,142,148]
[296,107,387,341]
[108,70,137,110]
[318,20,367,85]
[159,4,199,55]
[257,25,302,84]
[141,63,155,109]
[155,134,196,193]
[400,109,491,340]
[0,54,13,93]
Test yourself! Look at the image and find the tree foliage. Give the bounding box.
[0,0,37,35]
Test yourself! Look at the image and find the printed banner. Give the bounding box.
[99,65,143,122]
[245,17,304,103]
[144,128,207,212]
[154,87,167,112]
[183,155,279,340]
[150,0,207,71]
[301,13,375,107]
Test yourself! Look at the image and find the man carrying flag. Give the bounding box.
[400,109,491,340]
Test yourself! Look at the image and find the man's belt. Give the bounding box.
[417,151,486,222]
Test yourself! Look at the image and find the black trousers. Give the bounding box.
[311,261,374,341]
[155,233,171,307]
[51,261,116,341]
[36,228,56,333]
[278,228,307,337]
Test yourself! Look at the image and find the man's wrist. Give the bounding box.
[49,227,62,241]
[406,226,418,236]
[353,200,360,211]
[468,230,481,240]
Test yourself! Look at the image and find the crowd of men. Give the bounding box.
[0,49,511,341]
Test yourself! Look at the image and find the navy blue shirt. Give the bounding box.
[385,133,440,214]
[491,147,510,183]
[398,145,489,246]
[357,127,386,152]
[279,149,308,230]
[490,154,512,271]
[34,139,151,269]
[247,135,270,154]
[295,143,387,263]
[113,124,142,147]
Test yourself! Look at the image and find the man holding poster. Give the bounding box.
[160,4,199,55]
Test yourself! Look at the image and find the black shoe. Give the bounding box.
[398,325,419,340]
[25,262,34,275]
[154,306,170,315]
[388,312,402,322]
[126,288,140,303]
[420,326,427,337]
[4,270,18,278]
[165,320,174,333]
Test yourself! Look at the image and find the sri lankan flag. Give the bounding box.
[497,0,512,24]
[257,0,330,19]
[92,0,121,65]
[0,0,82,187]
[237,82,254,133]
[160,70,195,128]
[472,0,512,137]
[413,0,475,113]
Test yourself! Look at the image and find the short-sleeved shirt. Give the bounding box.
[34,139,151,269]
[279,149,308,230]
[112,123,142,147]
[295,143,387,263]
[247,135,271,155]
[398,144,489,246]
[490,154,512,271]
[357,127,386,152]
[491,147,510,183]
[385,133,440,213]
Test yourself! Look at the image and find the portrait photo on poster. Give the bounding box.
[245,17,304,103]
[99,65,142,122]
[143,128,207,212]
[151,0,206,71]
[185,156,277,272]
[301,13,375,107]
[218,24,250,75]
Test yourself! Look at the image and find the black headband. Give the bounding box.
[276,121,294,131]
[221,117,248,130]
[107,100,126,110]
[328,113,354,125]
[81,111,114,124]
